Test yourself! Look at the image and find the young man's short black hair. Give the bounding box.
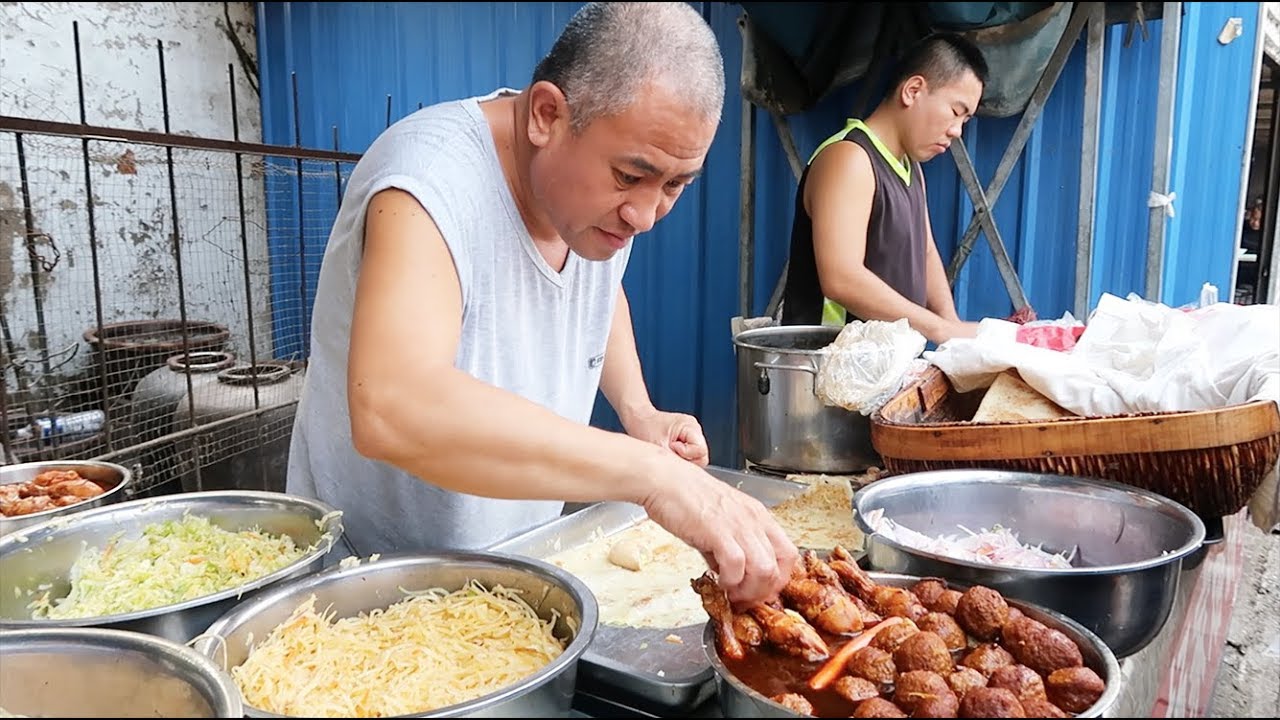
[888,32,990,92]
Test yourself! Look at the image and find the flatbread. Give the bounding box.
[769,475,863,552]
[544,478,863,629]
[972,369,1075,422]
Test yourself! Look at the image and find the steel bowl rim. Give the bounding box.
[198,549,600,718]
[0,460,135,534]
[853,469,1208,576]
[0,489,344,627]
[701,570,1122,718]
[0,624,245,717]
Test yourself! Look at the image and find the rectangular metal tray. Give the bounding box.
[487,466,844,715]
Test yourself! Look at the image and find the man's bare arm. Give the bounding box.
[805,143,969,344]
[921,193,962,323]
[597,286,657,434]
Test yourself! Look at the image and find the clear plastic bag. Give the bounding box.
[815,319,927,415]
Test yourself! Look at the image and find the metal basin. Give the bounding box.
[704,572,1122,718]
[734,325,880,474]
[0,460,133,537]
[197,551,598,717]
[853,469,1207,658]
[0,626,243,718]
[0,490,343,644]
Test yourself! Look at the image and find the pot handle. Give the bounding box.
[754,361,819,396]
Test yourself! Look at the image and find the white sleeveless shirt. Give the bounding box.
[287,88,631,555]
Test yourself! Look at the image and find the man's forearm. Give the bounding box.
[350,362,673,507]
[825,267,956,344]
[598,287,657,432]
[924,242,961,321]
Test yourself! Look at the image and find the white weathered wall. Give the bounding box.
[0,2,270,417]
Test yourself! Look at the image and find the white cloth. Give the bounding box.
[924,293,1279,417]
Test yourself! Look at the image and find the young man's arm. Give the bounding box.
[805,143,974,344]
[598,287,709,466]
[919,174,970,327]
[346,188,794,601]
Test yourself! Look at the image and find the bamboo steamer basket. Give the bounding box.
[869,364,1280,519]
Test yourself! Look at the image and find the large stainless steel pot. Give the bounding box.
[853,469,1207,658]
[734,325,879,474]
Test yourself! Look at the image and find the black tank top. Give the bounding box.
[779,122,930,326]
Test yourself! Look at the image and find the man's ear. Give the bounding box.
[527,80,569,148]
[900,75,926,108]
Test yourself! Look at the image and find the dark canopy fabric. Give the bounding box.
[734,2,1159,118]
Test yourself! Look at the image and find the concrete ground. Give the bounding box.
[1207,522,1280,718]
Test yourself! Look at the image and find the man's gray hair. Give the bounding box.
[532,2,725,133]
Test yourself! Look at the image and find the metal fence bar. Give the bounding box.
[72,21,115,452]
[91,401,300,463]
[157,39,203,491]
[0,116,362,164]
[228,63,267,490]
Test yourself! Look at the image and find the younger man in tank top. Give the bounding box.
[780,33,988,345]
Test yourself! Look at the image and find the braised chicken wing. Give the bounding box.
[692,573,745,661]
[746,602,830,662]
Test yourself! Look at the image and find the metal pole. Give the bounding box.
[0,115,361,163]
[15,135,54,385]
[228,62,266,490]
[0,313,12,462]
[947,2,1096,284]
[950,138,1030,311]
[73,21,115,451]
[332,126,344,206]
[158,39,202,491]
[291,73,309,357]
[738,96,757,319]
[1145,2,1182,303]
[1075,4,1105,319]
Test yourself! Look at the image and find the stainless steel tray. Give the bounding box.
[487,466,853,715]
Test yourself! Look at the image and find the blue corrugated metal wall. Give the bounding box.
[256,2,1258,467]
[1164,3,1259,307]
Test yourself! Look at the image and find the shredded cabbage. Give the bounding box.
[864,509,1074,569]
[29,513,312,619]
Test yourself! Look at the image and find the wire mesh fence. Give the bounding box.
[1,133,355,496]
[2,19,361,498]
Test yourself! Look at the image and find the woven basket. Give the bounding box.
[870,365,1280,519]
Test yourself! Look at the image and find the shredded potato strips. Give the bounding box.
[232,580,567,717]
[29,513,310,619]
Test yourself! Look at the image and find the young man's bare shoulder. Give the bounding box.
[809,141,874,184]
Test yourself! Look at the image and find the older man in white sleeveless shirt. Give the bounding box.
[287,2,797,605]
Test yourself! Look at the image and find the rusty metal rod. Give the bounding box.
[291,72,309,358]
[73,21,115,451]
[0,116,362,164]
[229,62,266,490]
[15,134,54,385]
[157,39,202,491]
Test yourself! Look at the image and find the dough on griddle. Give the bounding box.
[544,478,865,629]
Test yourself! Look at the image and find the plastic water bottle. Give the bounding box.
[12,410,105,444]
[1198,282,1219,308]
